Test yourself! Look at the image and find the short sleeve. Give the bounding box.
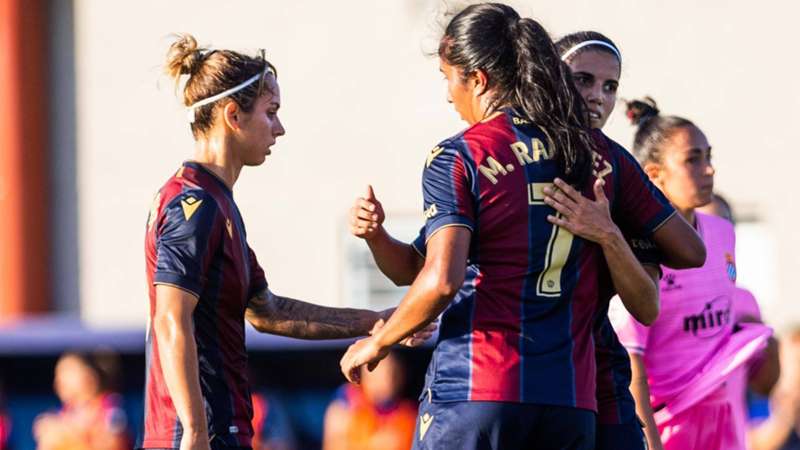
[608,296,651,355]
[154,190,222,297]
[622,228,663,268]
[421,143,475,241]
[609,138,676,236]
[410,226,427,258]
[248,245,269,299]
[733,287,762,323]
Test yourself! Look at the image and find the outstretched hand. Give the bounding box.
[349,185,385,240]
[542,177,619,245]
[371,317,438,347]
[340,336,389,384]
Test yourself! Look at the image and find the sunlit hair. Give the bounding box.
[625,97,696,165]
[439,3,594,185]
[165,33,277,139]
[555,31,621,66]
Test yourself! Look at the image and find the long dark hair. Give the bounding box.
[439,3,594,185]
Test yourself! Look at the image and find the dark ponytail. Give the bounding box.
[625,96,659,126]
[439,3,594,186]
[626,97,695,165]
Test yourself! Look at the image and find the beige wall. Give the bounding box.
[70,1,799,328]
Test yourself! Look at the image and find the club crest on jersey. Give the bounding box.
[181,196,202,221]
[725,253,736,282]
[226,218,233,238]
[426,146,445,168]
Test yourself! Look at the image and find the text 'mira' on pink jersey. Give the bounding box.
[614,212,737,409]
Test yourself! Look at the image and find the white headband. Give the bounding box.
[560,40,621,63]
[186,66,274,123]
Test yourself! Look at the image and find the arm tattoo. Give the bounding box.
[245,289,381,339]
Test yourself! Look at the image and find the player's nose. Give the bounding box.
[274,117,286,137]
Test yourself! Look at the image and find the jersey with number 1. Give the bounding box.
[417,109,674,411]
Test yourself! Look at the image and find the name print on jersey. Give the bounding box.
[477,137,613,185]
[683,296,732,338]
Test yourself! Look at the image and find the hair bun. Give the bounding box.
[165,33,205,82]
[625,96,659,126]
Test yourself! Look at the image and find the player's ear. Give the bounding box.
[643,162,662,184]
[470,69,489,97]
[222,101,241,131]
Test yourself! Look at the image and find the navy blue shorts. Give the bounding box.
[411,400,595,450]
[596,422,647,450]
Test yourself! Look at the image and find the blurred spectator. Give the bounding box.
[251,391,297,450]
[33,351,130,450]
[747,327,800,450]
[0,380,11,450]
[323,351,416,450]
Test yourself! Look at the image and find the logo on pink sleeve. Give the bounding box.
[725,253,736,282]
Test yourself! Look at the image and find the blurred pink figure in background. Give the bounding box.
[33,351,130,450]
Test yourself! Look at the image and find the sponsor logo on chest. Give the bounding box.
[682,296,732,338]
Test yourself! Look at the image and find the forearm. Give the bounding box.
[629,355,664,450]
[154,315,207,435]
[372,264,455,349]
[750,337,780,396]
[748,412,796,450]
[365,226,424,286]
[652,214,706,269]
[247,291,380,339]
[600,229,660,325]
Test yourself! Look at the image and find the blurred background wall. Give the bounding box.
[3,0,798,327]
[0,1,797,448]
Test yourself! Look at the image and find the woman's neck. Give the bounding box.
[479,109,505,123]
[192,135,242,190]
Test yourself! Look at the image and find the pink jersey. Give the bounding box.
[615,212,738,407]
[727,287,767,450]
[614,213,772,447]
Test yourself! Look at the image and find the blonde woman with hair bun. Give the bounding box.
[141,34,433,450]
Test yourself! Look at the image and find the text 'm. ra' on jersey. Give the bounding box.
[416,109,674,412]
[141,162,268,449]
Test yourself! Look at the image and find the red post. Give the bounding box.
[0,0,51,318]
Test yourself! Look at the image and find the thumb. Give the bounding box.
[366,184,376,200]
[593,178,607,202]
[369,318,385,335]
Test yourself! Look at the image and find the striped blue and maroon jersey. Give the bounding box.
[594,246,660,426]
[141,161,267,448]
[414,195,660,424]
[594,135,669,425]
[417,110,674,411]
